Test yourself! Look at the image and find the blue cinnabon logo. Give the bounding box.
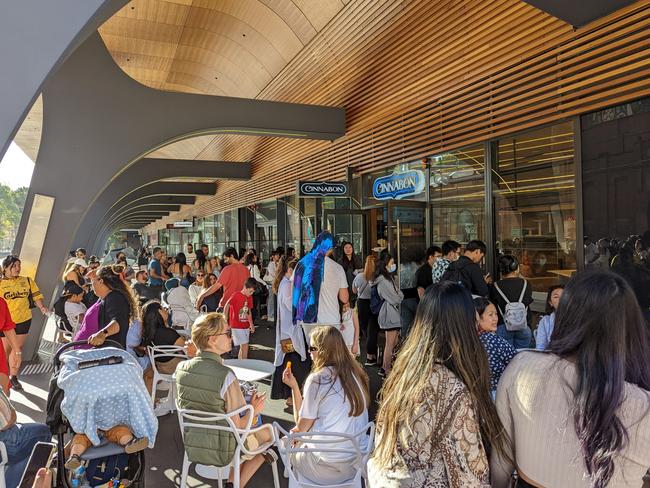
[372,170,425,200]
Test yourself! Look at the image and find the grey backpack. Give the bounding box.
[493,280,528,331]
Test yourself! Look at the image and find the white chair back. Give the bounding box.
[273,422,375,488]
[146,345,187,415]
[177,406,279,488]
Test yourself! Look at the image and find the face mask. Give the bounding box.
[388,263,397,273]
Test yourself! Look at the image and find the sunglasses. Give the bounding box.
[215,329,232,338]
[308,346,318,352]
[196,274,205,277]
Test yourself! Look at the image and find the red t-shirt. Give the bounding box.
[218,263,250,307]
[227,291,253,329]
[0,298,14,377]
[0,298,15,333]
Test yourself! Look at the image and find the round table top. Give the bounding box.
[223,358,275,383]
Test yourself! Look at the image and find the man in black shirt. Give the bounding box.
[132,270,158,304]
[442,240,491,297]
[416,246,442,298]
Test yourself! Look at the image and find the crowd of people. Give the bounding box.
[0,230,648,487]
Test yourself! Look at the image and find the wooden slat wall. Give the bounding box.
[145,0,650,232]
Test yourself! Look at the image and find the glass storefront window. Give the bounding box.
[282,195,300,254]
[302,198,317,254]
[494,122,577,291]
[430,145,486,245]
[255,199,278,263]
[581,98,650,311]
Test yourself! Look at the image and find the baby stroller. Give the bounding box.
[46,340,148,487]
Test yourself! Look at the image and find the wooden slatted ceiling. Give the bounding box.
[12,0,347,162]
[146,0,650,232]
[99,0,346,98]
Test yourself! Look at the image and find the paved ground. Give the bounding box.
[16,319,384,487]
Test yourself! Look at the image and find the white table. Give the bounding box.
[223,359,275,382]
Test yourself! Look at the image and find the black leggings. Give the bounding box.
[357,299,379,356]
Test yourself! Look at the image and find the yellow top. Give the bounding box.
[0,276,43,324]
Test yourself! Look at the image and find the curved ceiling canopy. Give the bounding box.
[14,0,347,163]
[98,0,347,98]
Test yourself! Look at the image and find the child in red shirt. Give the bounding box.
[224,278,256,359]
[0,297,21,393]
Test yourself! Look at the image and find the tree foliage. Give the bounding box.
[0,184,28,246]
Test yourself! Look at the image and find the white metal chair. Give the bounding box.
[0,441,7,488]
[168,305,194,337]
[272,421,375,488]
[55,315,75,343]
[147,345,187,416]
[177,406,280,488]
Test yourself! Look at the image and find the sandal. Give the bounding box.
[65,454,82,471]
[124,436,149,454]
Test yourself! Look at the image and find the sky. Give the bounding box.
[0,142,34,189]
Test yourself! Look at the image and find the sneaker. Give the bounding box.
[364,356,377,367]
[10,376,22,391]
[64,454,82,471]
[124,436,149,454]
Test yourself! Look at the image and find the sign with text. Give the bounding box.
[372,169,425,200]
[298,180,348,197]
[173,221,193,228]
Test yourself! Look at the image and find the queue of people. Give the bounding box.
[0,230,649,488]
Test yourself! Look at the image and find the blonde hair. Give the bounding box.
[309,326,369,417]
[191,312,227,350]
[363,255,376,281]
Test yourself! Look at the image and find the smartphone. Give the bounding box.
[18,441,56,488]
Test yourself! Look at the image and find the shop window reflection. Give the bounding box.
[430,145,486,245]
[494,122,577,292]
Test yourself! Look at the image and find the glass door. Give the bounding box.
[322,209,370,260]
[388,202,427,290]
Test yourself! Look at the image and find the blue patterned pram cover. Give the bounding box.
[57,347,158,447]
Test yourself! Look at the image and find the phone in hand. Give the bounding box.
[18,441,56,488]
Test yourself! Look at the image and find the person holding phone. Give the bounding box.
[175,313,277,488]
[0,389,50,488]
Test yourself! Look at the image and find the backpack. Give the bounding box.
[370,285,384,315]
[441,260,469,289]
[493,280,529,331]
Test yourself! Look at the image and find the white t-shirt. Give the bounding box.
[64,301,87,327]
[316,257,348,325]
[299,367,369,462]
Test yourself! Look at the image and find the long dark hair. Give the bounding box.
[374,282,509,465]
[339,241,361,270]
[175,252,187,268]
[272,257,297,294]
[194,249,207,270]
[544,284,564,314]
[549,271,650,487]
[140,300,167,348]
[96,265,139,320]
[375,250,395,284]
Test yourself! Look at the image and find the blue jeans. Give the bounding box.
[0,423,51,488]
[496,324,532,349]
